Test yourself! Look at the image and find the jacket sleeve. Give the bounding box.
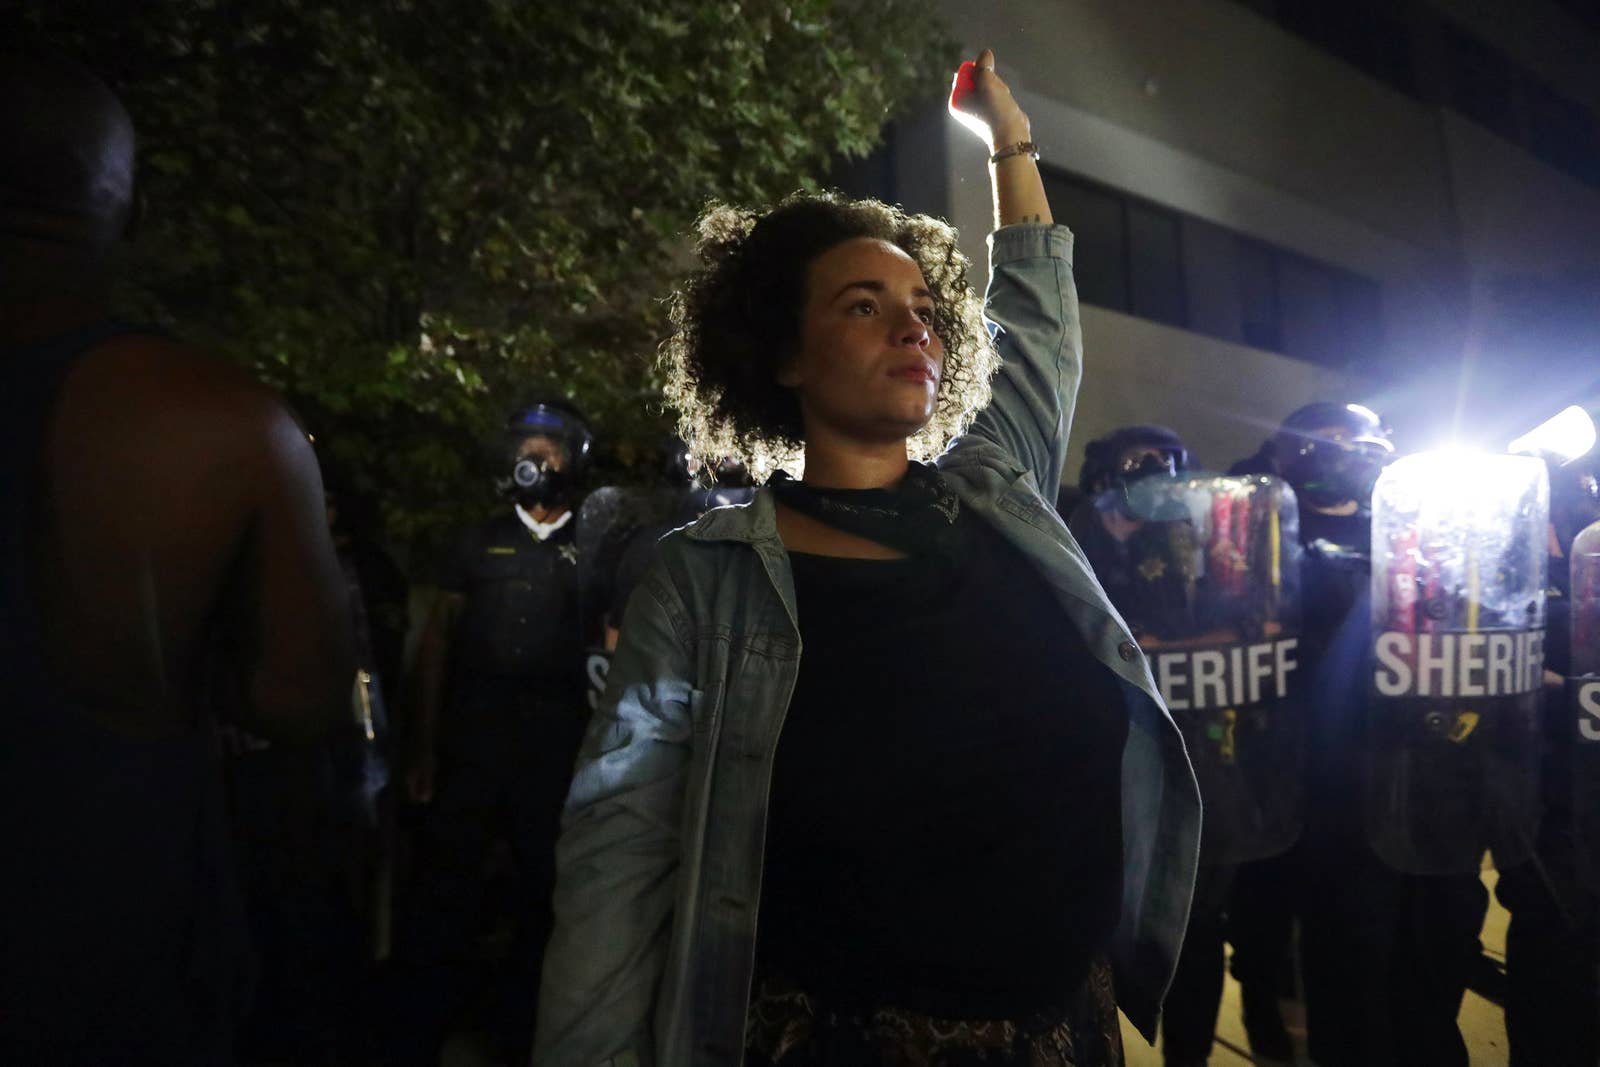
[533,563,696,1067]
[960,223,1082,494]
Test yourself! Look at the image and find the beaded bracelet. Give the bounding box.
[989,140,1040,164]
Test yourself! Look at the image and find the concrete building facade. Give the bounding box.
[846,0,1600,481]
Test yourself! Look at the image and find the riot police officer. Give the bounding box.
[1495,453,1600,1067]
[1071,425,1305,1067]
[1237,402,1496,1067]
[1224,402,1390,1060]
[602,446,754,649]
[1071,428,1224,1067]
[575,442,755,715]
[397,401,593,1064]
[1067,426,1195,632]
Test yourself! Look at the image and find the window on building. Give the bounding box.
[1179,217,1246,345]
[1039,169,1129,312]
[1279,251,1349,366]
[1336,270,1384,365]
[1040,166,1383,370]
[1227,0,1600,191]
[1235,238,1282,353]
[1127,202,1186,327]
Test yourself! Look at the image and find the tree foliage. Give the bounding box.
[16,0,952,568]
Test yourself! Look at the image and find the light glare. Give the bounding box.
[1508,406,1596,463]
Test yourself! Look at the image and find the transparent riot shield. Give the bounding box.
[575,485,754,711]
[1571,519,1600,889]
[1079,473,1305,863]
[1368,452,1548,875]
[575,486,680,709]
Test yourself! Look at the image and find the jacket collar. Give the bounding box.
[682,485,779,545]
[681,449,1036,547]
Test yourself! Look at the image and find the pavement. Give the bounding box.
[1118,866,1511,1067]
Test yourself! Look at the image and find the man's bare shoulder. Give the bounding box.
[60,331,302,448]
[78,332,279,411]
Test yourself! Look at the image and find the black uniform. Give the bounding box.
[399,511,587,1061]
[1495,556,1599,1067]
[1286,509,1486,1067]
[1068,505,1201,639]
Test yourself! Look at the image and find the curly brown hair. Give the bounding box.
[659,191,997,479]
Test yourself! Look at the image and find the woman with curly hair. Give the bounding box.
[535,49,1200,1067]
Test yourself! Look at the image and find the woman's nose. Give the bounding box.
[895,310,931,348]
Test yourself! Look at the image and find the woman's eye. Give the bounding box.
[916,307,935,324]
[851,300,877,315]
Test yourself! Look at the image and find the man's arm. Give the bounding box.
[235,401,355,740]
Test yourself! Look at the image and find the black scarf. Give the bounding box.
[768,461,968,564]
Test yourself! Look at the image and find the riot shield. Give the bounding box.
[575,485,755,712]
[575,486,680,709]
[1368,453,1547,874]
[1571,519,1600,889]
[1079,473,1305,863]
[575,487,679,640]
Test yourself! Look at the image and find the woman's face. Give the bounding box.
[779,237,945,446]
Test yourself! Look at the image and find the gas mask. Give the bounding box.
[1283,438,1390,510]
[1118,452,1178,487]
[496,403,593,507]
[508,449,572,507]
[1097,450,1184,520]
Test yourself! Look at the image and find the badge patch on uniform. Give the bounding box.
[1447,710,1480,743]
[559,543,579,565]
[1137,556,1167,582]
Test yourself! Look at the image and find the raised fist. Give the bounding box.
[948,49,1030,152]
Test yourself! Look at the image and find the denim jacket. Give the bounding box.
[534,224,1202,1067]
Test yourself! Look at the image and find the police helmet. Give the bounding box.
[501,400,594,504]
[1079,424,1190,496]
[1275,402,1394,508]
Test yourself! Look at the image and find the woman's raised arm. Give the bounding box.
[948,50,1078,492]
[950,48,1052,229]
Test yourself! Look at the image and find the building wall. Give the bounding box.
[1073,306,1356,479]
[913,0,1600,478]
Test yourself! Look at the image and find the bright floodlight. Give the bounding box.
[1508,406,1596,462]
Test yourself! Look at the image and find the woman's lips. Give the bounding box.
[889,365,937,384]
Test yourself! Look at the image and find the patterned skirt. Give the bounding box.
[744,955,1124,1067]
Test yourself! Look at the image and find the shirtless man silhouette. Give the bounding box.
[0,52,353,1065]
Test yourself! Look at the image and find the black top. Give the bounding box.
[443,512,582,692]
[756,513,1128,1019]
[1296,508,1373,839]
